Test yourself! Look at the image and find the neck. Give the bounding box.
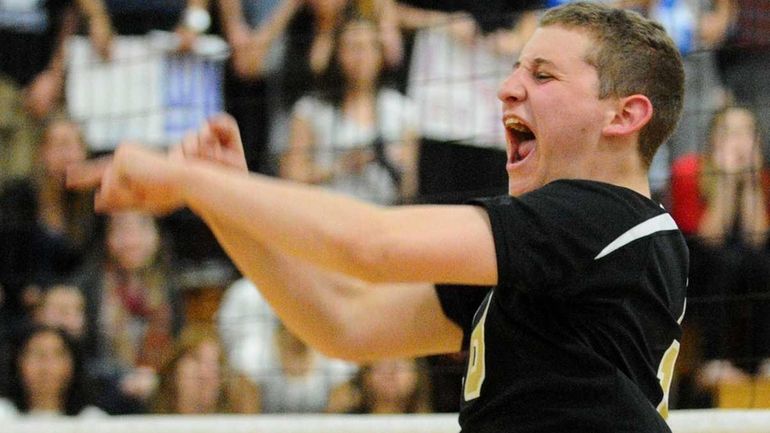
[588,167,651,198]
[585,140,651,198]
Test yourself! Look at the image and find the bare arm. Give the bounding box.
[24,4,80,118]
[75,0,113,59]
[697,173,738,244]
[375,0,404,68]
[740,174,769,247]
[67,115,474,359]
[68,118,498,286]
[394,2,450,30]
[206,214,463,361]
[186,120,464,359]
[398,128,420,201]
[219,0,302,77]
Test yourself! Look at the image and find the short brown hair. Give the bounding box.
[540,2,685,167]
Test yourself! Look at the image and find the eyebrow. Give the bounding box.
[514,57,557,70]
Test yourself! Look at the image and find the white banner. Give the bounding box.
[66,32,228,152]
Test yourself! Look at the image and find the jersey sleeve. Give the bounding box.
[471,180,649,300]
[434,284,492,348]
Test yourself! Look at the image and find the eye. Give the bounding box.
[534,72,553,81]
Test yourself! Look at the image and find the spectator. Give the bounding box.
[151,324,259,414]
[704,0,770,153]
[327,357,432,414]
[671,105,769,244]
[34,119,95,268]
[0,0,111,185]
[0,119,93,359]
[670,105,770,407]
[0,120,93,332]
[29,282,145,414]
[33,284,86,342]
[215,0,404,174]
[654,0,725,203]
[261,0,403,171]
[280,16,419,204]
[73,210,184,405]
[0,325,104,418]
[279,0,402,113]
[215,0,302,174]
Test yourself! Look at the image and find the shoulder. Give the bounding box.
[474,180,675,272]
[478,180,664,222]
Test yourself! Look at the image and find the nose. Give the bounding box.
[497,69,526,104]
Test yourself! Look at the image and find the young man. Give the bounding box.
[69,2,688,431]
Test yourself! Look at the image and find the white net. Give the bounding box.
[5,411,770,433]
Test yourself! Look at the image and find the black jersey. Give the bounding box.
[436,180,688,433]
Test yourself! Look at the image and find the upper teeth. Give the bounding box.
[505,118,530,132]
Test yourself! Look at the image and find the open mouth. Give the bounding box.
[504,118,536,162]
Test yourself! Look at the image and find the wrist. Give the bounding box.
[174,159,199,206]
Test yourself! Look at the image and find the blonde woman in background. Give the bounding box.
[151,324,259,414]
[281,16,418,204]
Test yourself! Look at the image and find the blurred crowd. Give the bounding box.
[0,0,769,417]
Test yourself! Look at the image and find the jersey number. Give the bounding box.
[464,294,493,401]
[656,339,680,419]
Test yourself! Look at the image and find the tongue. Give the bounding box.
[518,139,535,159]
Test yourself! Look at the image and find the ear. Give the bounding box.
[602,94,653,137]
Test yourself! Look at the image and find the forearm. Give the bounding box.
[394,3,449,30]
[224,0,300,78]
[181,161,390,281]
[399,131,420,201]
[253,0,301,44]
[698,175,738,242]
[741,179,769,245]
[205,207,462,360]
[203,210,356,358]
[75,0,110,25]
